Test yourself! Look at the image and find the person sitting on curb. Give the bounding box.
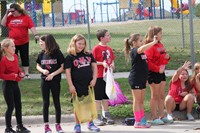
[165,61,195,121]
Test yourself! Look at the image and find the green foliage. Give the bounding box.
[195,3,200,17]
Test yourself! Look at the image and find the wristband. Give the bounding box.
[34,34,39,36]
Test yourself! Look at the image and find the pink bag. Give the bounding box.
[108,81,128,106]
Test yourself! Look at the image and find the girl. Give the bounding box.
[190,62,200,112]
[144,26,172,125]
[165,61,194,121]
[64,34,100,133]
[0,39,30,133]
[36,34,65,133]
[124,33,157,128]
[1,3,39,79]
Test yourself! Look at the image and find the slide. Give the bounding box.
[170,0,196,15]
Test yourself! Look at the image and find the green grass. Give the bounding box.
[21,19,200,73]
[0,19,200,117]
[0,78,171,117]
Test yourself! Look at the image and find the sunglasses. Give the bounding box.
[9,10,15,12]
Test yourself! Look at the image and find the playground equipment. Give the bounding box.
[170,0,196,15]
[93,0,119,23]
[120,0,164,20]
[66,2,86,24]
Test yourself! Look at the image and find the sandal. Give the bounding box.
[24,74,31,80]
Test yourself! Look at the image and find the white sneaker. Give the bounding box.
[167,114,173,121]
[187,113,194,121]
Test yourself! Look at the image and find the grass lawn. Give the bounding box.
[0,19,199,117]
[0,77,171,118]
[22,19,200,73]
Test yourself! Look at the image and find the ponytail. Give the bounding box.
[124,38,131,62]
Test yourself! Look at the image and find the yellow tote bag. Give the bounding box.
[73,87,97,123]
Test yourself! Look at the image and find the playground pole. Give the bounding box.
[162,0,165,19]
[51,2,55,27]
[188,0,195,67]
[106,0,109,22]
[180,0,185,48]
[31,0,37,26]
[93,2,96,23]
[115,0,118,21]
[100,0,103,23]
[86,0,91,50]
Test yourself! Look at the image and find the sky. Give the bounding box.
[62,0,200,22]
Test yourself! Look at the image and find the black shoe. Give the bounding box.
[5,128,16,133]
[16,125,30,133]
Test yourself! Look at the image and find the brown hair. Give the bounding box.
[10,3,27,15]
[144,26,162,44]
[123,33,141,62]
[96,29,108,41]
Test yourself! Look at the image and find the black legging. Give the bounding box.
[2,81,22,128]
[41,79,61,123]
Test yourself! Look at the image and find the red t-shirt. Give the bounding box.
[168,79,187,103]
[92,44,115,78]
[144,42,170,72]
[6,14,34,45]
[0,54,22,81]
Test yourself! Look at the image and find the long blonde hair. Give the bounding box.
[67,34,88,56]
[191,62,200,84]
[0,38,14,60]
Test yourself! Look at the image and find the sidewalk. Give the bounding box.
[30,70,187,79]
[0,115,199,133]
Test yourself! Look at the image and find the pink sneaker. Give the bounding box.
[45,124,52,133]
[55,123,64,133]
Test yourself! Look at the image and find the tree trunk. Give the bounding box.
[1,1,9,37]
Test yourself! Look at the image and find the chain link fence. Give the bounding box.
[0,0,200,72]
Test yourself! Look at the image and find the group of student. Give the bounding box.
[0,29,115,133]
[124,25,200,128]
[0,3,200,133]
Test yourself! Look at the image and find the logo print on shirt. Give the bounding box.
[73,57,91,68]
[41,59,57,70]
[141,54,147,60]
[10,19,23,25]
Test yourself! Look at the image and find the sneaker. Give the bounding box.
[161,117,173,124]
[93,114,104,126]
[24,75,31,80]
[74,124,81,133]
[196,106,200,113]
[134,118,151,128]
[44,124,52,133]
[88,122,100,132]
[5,127,16,133]
[187,113,194,121]
[167,114,174,121]
[16,125,30,133]
[151,118,164,125]
[103,112,115,124]
[55,124,64,133]
[134,122,151,128]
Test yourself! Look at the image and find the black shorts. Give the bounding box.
[128,79,146,90]
[148,71,166,84]
[175,104,180,111]
[94,78,109,100]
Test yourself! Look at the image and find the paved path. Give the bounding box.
[0,115,199,133]
[30,70,189,79]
